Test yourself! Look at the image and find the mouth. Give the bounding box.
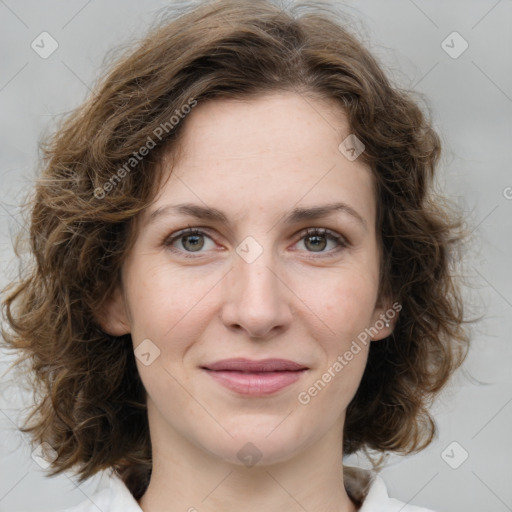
[201,358,308,396]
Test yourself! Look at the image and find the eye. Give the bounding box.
[294,227,347,255]
[164,227,217,256]
[164,226,348,258]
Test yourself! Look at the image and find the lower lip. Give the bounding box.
[204,369,306,396]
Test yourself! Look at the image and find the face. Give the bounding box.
[101,92,394,467]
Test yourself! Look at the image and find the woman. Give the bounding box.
[1,1,469,510]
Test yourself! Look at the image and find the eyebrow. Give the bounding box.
[147,201,367,231]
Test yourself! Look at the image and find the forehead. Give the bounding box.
[144,92,376,229]
[174,92,350,163]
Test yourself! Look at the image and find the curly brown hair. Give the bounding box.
[1,0,470,500]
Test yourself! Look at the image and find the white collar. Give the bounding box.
[344,466,435,511]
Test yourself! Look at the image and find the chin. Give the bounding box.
[192,416,317,469]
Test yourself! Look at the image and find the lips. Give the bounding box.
[202,358,307,372]
[201,358,308,396]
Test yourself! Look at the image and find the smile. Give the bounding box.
[204,369,307,395]
[201,358,308,396]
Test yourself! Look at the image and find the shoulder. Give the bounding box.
[56,472,142,512]
[344,466,437,512]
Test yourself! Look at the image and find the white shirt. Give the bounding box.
[59,466,436,512]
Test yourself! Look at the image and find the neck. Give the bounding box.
[138,416,358,512]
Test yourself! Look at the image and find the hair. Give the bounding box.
[1,0,470,500]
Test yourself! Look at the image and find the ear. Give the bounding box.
[94,284,131,336]
[368,298,401,342]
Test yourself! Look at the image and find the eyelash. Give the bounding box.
[163,226,348,259]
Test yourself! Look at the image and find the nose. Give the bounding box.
[220,245,293,339]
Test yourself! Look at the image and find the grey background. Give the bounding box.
[0,1,511,511]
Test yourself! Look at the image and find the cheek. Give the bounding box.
[127,261,212,415]
[295,265,379,346]
[125,256,217,342]
[332,281,376,335]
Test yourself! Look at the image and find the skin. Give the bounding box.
[100,92,397,512]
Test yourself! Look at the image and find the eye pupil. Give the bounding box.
[305,234,327,252]
[182,234,204,251]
